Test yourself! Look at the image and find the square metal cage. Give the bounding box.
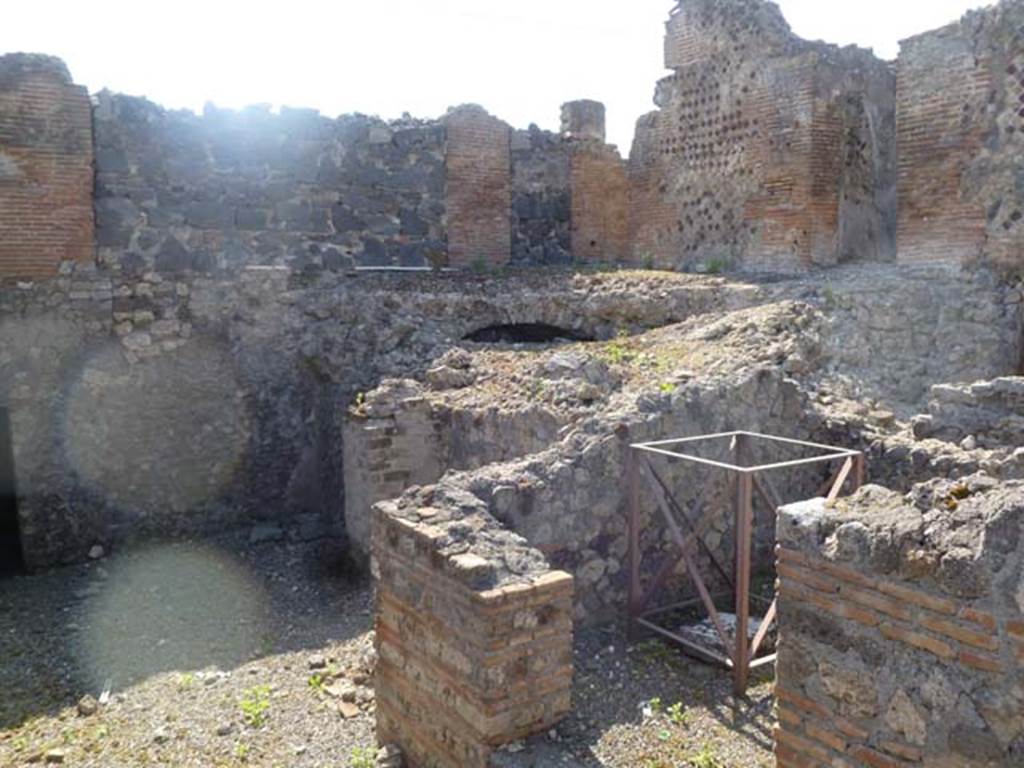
[626,430,865,694]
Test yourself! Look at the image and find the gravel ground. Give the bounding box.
[0,536,379,768]
[1,538,774,768]
[494,624,775,768]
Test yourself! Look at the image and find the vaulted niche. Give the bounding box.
[462,323,594,344]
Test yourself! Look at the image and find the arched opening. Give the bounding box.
[0,407,23,575]
[462,323,595,344]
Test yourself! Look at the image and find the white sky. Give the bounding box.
[4,1,991,152]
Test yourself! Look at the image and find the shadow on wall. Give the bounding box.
[0,406,23,575]
[463,323,595,344]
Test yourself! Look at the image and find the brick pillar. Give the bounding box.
[0,54,94,277]
[373,502,573,768]
[895,29,991,264]
[444,105,511,269]
[560,100,606,142]
[569,142,629,263]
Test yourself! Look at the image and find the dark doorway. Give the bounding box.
[463,323,594,344]
[0,407,23,575]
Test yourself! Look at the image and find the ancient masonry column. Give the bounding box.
[561,100,629,264]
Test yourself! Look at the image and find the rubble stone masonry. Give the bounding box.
[775,479,1024,767]
[0,54,93,277]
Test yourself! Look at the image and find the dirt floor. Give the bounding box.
[0,538,774,768]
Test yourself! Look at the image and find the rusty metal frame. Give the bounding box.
[627,430,865,695]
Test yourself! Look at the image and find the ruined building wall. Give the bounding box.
[775,480,1024,767]
[896,0,1024,275]
[92,91,448,274]
[569,141,630,264]
[510,128,572,265]
[373,487,572,768]
[349,354,826,626]
[444,106,512,269]
[0,55,93,277]
[630,0,896,272]
[510,106,630,267]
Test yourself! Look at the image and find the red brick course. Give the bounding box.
[445,106,511,269]
[372,507,573,768]
[896,28,991,265]
[0,61,93,277]
[569,143,629,263]
[776,545,1018,767]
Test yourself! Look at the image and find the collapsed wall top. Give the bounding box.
[632,0,897,272]
[665,0,799,69]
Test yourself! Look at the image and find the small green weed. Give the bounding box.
[691,744,722,768]
[177,672,196,690]
[703,257,729,274]
[668,701,688,726]
[307,672,326,695]
[349,746,377,768]
[239,685,271,728]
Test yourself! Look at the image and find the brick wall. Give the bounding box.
[775,481,1024,767]
[896,2,1024,273]
[445,106,512,269]
[0,54,93,278]
[569,142,629,263]
[342,382,446,564]
[663,0,793,70]
[631,0,895,273]
[372,490,573,768]
[896,27,991,265]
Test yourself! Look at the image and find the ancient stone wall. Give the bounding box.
[0,54,93,277]
[913,376,1024,448]
[775,479,1024,767]
[372,486,572,768]
[93,91,447,274]
[569,141,630,264]
[444,106,512,269]
[342,381,448,565]
[799,264,1023,408]
[6,265,756,569]
[348,309,830,625]
[510,128,572,265]
[896,0,1024,274]
[630,0,896,272]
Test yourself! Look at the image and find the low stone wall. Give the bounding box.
[352,300,833,625]
[342,380,447,564]
[787,263,1023,408]
[913,377,1024,448]
[372,485,573,768]
[775,477,1024,767]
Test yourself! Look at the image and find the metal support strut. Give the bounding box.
[626,430,865,696]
